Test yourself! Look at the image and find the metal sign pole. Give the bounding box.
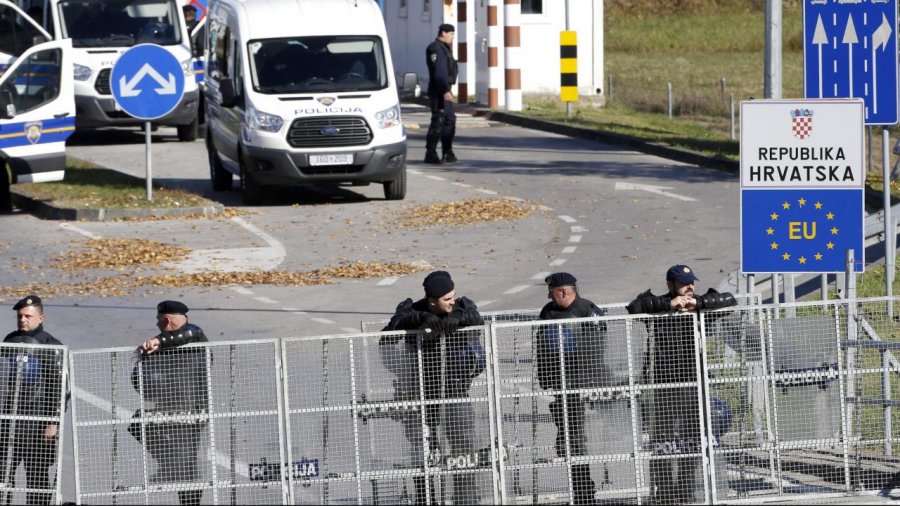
[145,121,152,202]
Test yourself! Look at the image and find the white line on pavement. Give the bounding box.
[254,297,279,304]
[311,317,335,325]
[503,285,531,295]
[229,286,254,295]
[549,258,567,266]
[558,215,577,223]
[562,246,577,254]
[532,272,551,280]
[59,223,102,239]
[569,235,582,243]
[377,277,398,286]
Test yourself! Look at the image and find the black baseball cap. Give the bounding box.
[157,300,189,315]
[666,264,699,284]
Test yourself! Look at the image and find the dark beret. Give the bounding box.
[666,264,699,284]
[423,270,455,298]
[438,23,455,34]
[545,272,577,288]
[12,295,42,311]
[157,300,189,315]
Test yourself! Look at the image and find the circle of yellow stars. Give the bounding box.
[765,197,837,265]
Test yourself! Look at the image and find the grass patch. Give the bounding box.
[15,157,216,209]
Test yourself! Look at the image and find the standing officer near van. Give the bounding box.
[424,23,459,165]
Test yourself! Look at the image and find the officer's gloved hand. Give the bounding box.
[419,312,441,331]
[440,316,460,334]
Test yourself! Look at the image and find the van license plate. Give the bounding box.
[310,154,353,166]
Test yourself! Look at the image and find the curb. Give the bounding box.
[10,189,224,221]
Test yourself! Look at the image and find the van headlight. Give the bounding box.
[181,58,194,77]
[247,106,283,133]
[375,103,401,129]
[73,63,92,81]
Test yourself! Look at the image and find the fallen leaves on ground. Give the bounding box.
[393,198,537,229]
[0,257,431,302]
[51,238,191,269]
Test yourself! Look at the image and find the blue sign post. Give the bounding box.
[804,0,898,125]
[111,44,186,201]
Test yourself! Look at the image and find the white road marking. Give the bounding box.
[59,223,102,239]
[558,215,577,223]
[312,317,335,325]
[503,285,531,295]
[562,246,577,254]
[453,182,472,188]
[254,297,278,304]
[477,300,496,307]
[615,181,697,202]
[476,188,498,195]
[532,272,551,280]
[229,286,254,295]
[377,277,398,286]
[549,258,567,266]
[426,175,446,181]
[570,225,588,233]
[569,235,582,243]
[168,217,287,274]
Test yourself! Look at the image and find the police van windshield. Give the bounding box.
[249,36,388,94]
[57,0,182,48]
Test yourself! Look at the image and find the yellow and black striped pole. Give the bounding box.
[560,31,577,104]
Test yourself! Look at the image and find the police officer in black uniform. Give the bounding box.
[130,300,209,506]
[424,23,459,165]
[536,273,608,505]
[0,295,65,505]
[381,271,485,504]
[626,264,736,504]
[0,163,12,214]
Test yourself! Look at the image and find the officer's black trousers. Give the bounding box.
[426,97,456,156]
[550,395,596,504]
[0,427,57,505]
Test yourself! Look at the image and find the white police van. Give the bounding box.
[204,0,411,204]
[43,0,200,141]
[0,0,75,184]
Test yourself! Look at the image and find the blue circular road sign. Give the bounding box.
[111,44,185,120]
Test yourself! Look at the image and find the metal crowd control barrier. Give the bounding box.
[69,340,288,505]
[280,329,500,504]
[0,342,67,505]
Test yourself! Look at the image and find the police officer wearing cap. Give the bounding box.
[626,265,736,504]
[424,23,459,165]
[382,271,484,504]
[536,273,607,505]
[1,295,64,505]
[130,300,208,506]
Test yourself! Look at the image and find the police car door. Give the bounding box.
[0,35,74,183]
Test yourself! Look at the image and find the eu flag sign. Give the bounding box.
[741,188,863,273]
[740,99,865,274]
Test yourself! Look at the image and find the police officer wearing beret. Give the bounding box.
[382,271,484,504]
[130,300,209,505]
[536,273,607,505]
[0,295,64,505]
[424,23,459,165]
[626,265,736,504]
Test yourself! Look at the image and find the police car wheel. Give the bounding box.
[208,142,232,191]
[177,117,198,142]
[239,150,263,205]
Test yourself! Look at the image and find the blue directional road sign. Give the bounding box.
[741,188,863,273]
[111,44,185,120]
[804,0,898,125]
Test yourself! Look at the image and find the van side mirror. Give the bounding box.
[399,72,420,101]
[0,91,15,119]
[219,78,237,108]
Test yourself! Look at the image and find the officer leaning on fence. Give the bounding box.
[424,23,459,165]
[626,265,736,505]
[129,300,209,506]
[535,273,609,505]
[0,295,65,505]
[381,270,485,505]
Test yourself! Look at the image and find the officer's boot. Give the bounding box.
[441,119,457,163]
[424,112,443,164]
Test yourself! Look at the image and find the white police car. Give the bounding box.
[0,0,75,185]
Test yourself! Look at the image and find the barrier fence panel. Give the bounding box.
[490,311,713,505]
[281,329,499,504]
[0,342,67,505]
[701,296,900,503]
[70,340,287,505]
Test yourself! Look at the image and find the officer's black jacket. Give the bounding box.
[132,322,209,414]
[383,296,483,343]
[626,288,736,384]
[2,325,66,426]
[426,38,458,97]
[536,296,607,390]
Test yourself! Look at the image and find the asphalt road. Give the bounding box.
[1,103,746,503]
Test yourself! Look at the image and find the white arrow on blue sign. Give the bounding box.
[111,44,185,121]
[804,0,898,125]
